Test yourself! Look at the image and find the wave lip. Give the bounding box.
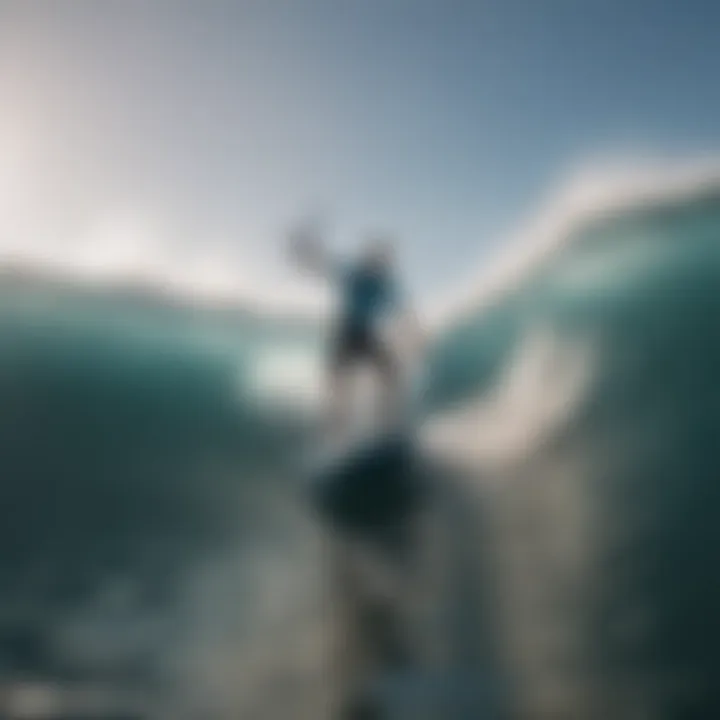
[429,156,720,329]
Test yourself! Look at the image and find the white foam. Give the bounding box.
[426,155,720,331]
[423,323,598,474]
[2,156,719,334]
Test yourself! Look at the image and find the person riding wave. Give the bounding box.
[289,224,421,438]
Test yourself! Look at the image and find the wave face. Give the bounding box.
[425,187,720,718]
[1,178,720,719]
[0,277,329,718]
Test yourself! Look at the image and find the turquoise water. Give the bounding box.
[0,280,322,716]
[426,189,720,718]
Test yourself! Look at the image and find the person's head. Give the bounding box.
[360,234,396,273]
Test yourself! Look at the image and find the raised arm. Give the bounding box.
[287,221,340,281]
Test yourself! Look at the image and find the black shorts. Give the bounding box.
[330,323,396,375]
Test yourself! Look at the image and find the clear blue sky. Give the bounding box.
[1,0,719,299]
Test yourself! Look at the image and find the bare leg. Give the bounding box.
[375,346,403,431]
[326,365,352,442]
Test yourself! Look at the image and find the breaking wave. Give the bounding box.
[2,159,720,718]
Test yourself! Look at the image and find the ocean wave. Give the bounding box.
[2,157,720,718]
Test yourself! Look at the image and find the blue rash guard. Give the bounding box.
[338,263,400,333]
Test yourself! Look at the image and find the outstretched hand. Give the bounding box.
[287,219,325,265]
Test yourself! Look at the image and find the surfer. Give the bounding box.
[289,223,425,719]
[289,224,421,437]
